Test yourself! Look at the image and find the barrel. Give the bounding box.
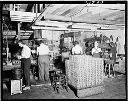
[12,67,22,80]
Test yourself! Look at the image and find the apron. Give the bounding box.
[93,48,101,58]
[93,53,100,58]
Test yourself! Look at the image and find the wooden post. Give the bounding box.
[16,22,21,40]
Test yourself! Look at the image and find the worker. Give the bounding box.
[17,40,31,90]
[72,41,83,55]
[37,40,50,83]
[92,41,102,58]
[109,40,117,62]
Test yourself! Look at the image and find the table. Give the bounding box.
[3,65,20,71]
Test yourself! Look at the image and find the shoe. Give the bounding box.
[23,86,31,90]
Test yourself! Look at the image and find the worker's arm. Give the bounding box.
[91,48,94,55]
[72,48,75,55]
[36,47,39,56]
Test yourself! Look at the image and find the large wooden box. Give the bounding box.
[65,55,104,97]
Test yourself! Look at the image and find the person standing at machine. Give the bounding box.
[92,41,102,58]
[37,40,50,83]
[109,36,117,62]
[72,41,83,55]
[18,40,31,90]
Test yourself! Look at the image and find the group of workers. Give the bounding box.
[72,38,117,62]
[16,35,117,91]
[17,40,50,90]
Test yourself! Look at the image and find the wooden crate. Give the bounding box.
[77,85,104,98]
[65,55,104,90]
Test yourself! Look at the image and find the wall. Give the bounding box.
[40,29,125,54]
[41,30,64,41]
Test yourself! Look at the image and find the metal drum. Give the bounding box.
[12,67,22,80]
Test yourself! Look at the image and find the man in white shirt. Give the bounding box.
[37,40,50,83]
[18,40,31,90]
[72,41,83,55]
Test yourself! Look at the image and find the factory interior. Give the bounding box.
[2,3,126,99]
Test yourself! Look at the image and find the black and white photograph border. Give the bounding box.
[1,1,127,100]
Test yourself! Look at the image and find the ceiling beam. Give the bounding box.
[32,25,69,30]
[35,21,68,28]
[44,13,123,25]
[31,25,96,31]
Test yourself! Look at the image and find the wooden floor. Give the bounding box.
[2,73,126,99]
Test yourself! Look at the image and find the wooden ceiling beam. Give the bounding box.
[44,13,123,25]
[35,21,68,28]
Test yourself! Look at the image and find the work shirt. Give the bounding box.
[37,43,50,55]
[72,45,83,55]
[92,47,101,55]
[21,45,31,58]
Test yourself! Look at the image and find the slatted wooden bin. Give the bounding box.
[65,55,104,98]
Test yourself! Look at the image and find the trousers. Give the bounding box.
[21,58,31,86]
[38,55,50,81]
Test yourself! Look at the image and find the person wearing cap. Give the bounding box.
[37,40,50,83]
[72,41,83,55]
[18,40,31,90]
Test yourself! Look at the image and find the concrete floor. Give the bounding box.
[2,73,126,99]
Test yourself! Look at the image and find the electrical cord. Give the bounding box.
[29,4,51,28]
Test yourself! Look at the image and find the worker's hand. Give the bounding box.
[17,56,22,59]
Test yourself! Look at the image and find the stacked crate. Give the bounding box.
[65,55,104,97]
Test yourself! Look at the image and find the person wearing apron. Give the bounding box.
[92,41,102,58]
[72,41,83,55]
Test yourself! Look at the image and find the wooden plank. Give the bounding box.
[10,11,40,17]
[10,11,40,22]
[35,21,68,28]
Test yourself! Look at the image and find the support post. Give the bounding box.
[16,22,21,40]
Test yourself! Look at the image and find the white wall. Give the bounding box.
[41,30,64,41]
